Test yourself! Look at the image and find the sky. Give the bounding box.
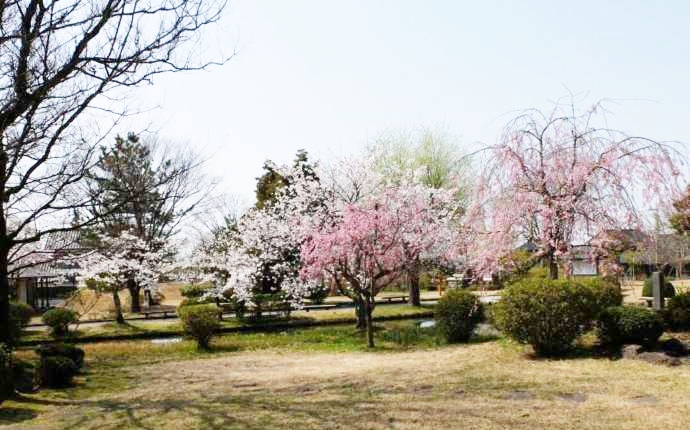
[127,0,690,208]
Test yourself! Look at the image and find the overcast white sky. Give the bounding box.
[125,0,690,206]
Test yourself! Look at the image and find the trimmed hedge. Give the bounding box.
[178,304,220,349]
[435,289,482,342]
[38,356,77,388]
[8,302,34,346]
[598,306,664,347]
[42,308,79,337]
[0,344,12,404]
[577,277,623,319]
[180,283,214,299]
[36,343,85,369]
[664,292,690,331]
[493,278,592,356]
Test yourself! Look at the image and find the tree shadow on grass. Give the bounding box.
[57,393,389,430]
[0,406,38,426]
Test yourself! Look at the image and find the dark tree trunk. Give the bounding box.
[0,249,10,346]
[128,282,141,313]
[545,250,558,280]
[113,289,125,324]
[354,296,367,329]
[365,296,375,348]
[548,258,558,280]
[408,267,421,307]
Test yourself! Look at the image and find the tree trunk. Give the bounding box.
[112,290,125,324]
[128,282,141,313]
[408,267,421,307]
[547,252,558,280]
[365,296,375,348]
[354,296,367,329]
[0,248,10,346]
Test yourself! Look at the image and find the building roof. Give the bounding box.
[43,230,89,251]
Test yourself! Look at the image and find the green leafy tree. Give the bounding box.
[252,150,318,296]
[0,0,227,345]
[88,134,207,312]
[369,128,469,305]
[670,185,690,234]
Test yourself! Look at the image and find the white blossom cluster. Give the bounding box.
[77,231,170,294]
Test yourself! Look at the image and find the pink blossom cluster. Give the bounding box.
[464,105,683,276]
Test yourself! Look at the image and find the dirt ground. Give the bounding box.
[60,282,186,320]
[5,341,690,430]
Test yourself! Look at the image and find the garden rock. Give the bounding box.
[621,344,643,359]
[660,338,687,357]
[637,352,681,366]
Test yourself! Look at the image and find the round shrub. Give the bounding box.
[41,308,78,337]
[435,289,482,342]
[36,343,85,369]
[0,344,12,404]
[8,302,35,346]
[492,278,591,356]
[11,358,38,393]
[642,277,675,298]
[577,277,623,319]
[180,283,213,299]
[178,304,220,349]
[664,292,690,331]
[598,306,664,347]
[10,302,34,327]
[38,356,77,388]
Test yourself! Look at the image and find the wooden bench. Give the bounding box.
[378,295,409,304]
[141,305,177,319]
[301,304,337,312]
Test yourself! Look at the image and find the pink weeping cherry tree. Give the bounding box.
[300,184,455,347]
[465,101,684,279]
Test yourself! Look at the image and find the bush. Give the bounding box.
[180,283,213,299]
[36,343,85,369]
[250,293,289,319]
[11,359,37,393]
[7,302,35,346]
[493,278,591,356]
[435,289,482,342]
[41,308,78,337]
[10,301,34,327]
[598,306,664,347]
[642,277,676,298]
[38,356,77,388]
[307,283,330,304]
[178,304,220,349]
[577,277,623,319]
[664,292,690,331]
[0,344,12,404]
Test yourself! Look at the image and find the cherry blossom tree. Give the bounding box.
[465,102,684,279]
[192,162,325,310]
[79,231,169,323]
[0,0,229,346]
[300,184,456,347]
[368,128,468,305]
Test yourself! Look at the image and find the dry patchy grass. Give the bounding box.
[3,324,690,430]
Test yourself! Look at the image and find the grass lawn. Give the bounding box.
[20,304,434,344]
[2,321,690,430]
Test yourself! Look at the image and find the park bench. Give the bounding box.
[301,303,337,312]
[142,305,177,319]
[377,295,408,304]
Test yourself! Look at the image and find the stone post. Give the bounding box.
[652,271,664,310]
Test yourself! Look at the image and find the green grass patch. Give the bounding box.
[20,304,434,345]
